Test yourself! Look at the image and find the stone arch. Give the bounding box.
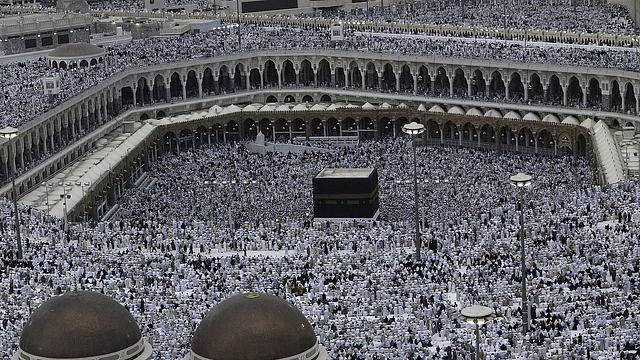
[556,131,573,156]
[359,117,374,140]
[185,70,198,98]
[452,68,467,97]
[311,118,324,136]
[259,118,273,139]
[393,117,409,138]
[320,94,332,102]
[136,76,150,106]
[425,118,440,142]
[234,63,245,90]
[382,63,395,91]
[292,118,305,138]
[264,60,278,88]
[349,61,362,88]
[489,71,505,99]
[153,74,166,102]
[529,73,544,102]
[335,67,346,87]
[417,66,431,94]
[587,78,602,108]
[379,117,392,138]
[548,75,563,105]
[611,80,622,111]
[434,67,449,96]
[243,118,257,140]
[266,95,278,103]
[249,68,261,89]
[509,72,524,101]
[211,123,224,142]
[282,60,296,86]
[218,65,231,92]
[442,120,460,142]
[399,64,412,92]
[365,62,379,89]
[516,127,535,152]
[170,72,183,100]
[300,59,314,85]
[195,126,209,147]
[576,133,587,157]
[302,94,313,103]
[461,122,478,145]
[537,129,554,150]
[326,118,339,136]
[163,131,177,154]
[317,59,331,86]
[479,123,496,145]
[274,118,290,140]
[567,76,583,107]
[624,82,635,113]
[178,128,194,151]
[471,69,486,98]
[203,67,215,95]
[342,117,357,135]
[227,120,240,142]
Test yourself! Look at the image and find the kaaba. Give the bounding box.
[313,168,379,219]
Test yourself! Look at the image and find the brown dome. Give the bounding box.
[191,292,319,360]
[48,42,104,58]
[19,291,143,359]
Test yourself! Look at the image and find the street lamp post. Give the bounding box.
[1,126,22,259]
[460,304,496,360]
[402,121,425,261]
[59,182,72,234]
[236,0,241,48]
[510,172,532,334]
[76,181,90,228]
[43,182,56,215]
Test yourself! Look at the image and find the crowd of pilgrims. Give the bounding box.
[0,138,639,359]
[1,1,640,130]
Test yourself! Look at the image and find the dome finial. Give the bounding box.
[245,276,259,299]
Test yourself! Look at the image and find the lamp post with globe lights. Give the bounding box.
[510,172,532,334]
[460,305,496,360]
[1,126,22,259]
[402,121,425,261]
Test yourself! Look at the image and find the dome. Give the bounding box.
[542,114,560,123]
[523,112,541,121]
[447,105,465,114]
[562,115,580,125]
[503,111,522,120]
[18,291,144,359]
[484,109,502,118]
[190,292,325,360]
[49,42,105,58]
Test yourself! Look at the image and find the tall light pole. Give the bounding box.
[76,181,90,228]
[59,182,72,234]
[510,172,532,334]
[1,126,22,260]
[236,0,241,48]
[43,182,55,214]
[402,121,425,261]
[460,305,495,360]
